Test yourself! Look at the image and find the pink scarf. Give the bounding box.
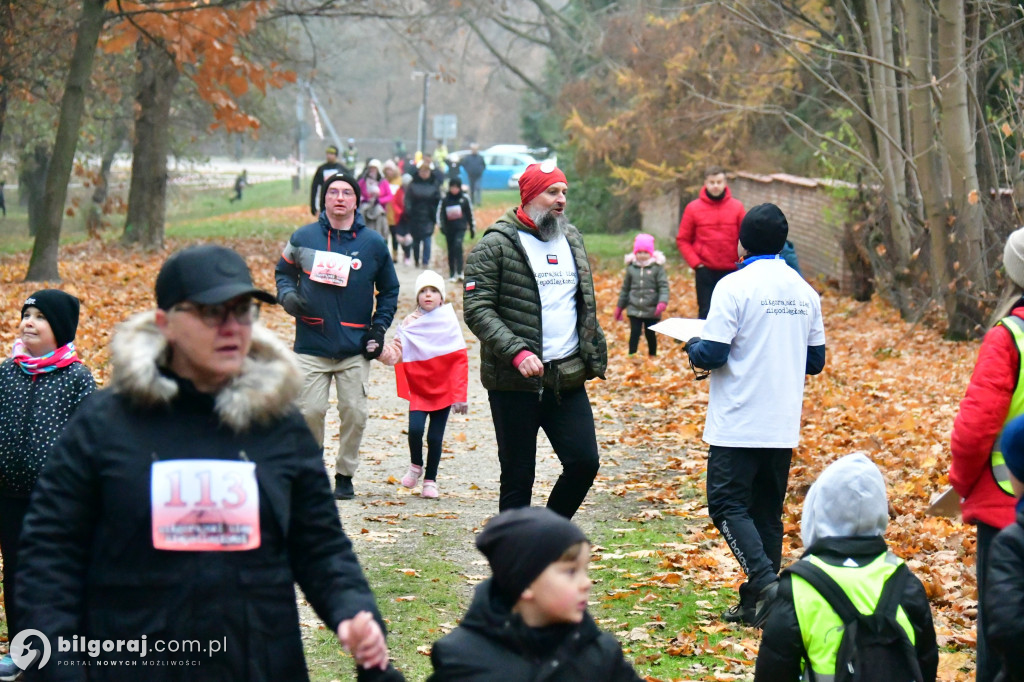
[11,339,81,375]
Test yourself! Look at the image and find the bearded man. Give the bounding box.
[463,161,607,519]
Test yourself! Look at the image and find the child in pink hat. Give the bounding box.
[614,233,669,356]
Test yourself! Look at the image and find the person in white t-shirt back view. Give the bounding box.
[463,162,608,519]
[684,203,827,627]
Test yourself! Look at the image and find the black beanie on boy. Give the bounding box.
[739,203,789,256]
[22,289,80,348]
[320,173,361,213]
[475,507,588,604]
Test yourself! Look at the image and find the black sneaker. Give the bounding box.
[721,603,755,624]
[334,474,354,500]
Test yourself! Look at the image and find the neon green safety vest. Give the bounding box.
[791,552,915,681]
[991,316,1024,495]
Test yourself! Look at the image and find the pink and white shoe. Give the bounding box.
[401,464,422,489]
[421,480,439,499]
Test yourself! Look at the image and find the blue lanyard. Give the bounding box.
[738,254,781,269]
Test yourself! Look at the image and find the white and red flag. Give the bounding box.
[395,304,468,411]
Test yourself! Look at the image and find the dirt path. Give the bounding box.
[261,247,631,607]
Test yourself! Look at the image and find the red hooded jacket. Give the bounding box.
[950,304,1024,529]
[675,186,746,271]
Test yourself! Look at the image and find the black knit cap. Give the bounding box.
[320,172,361,212]
[475,507,589,604]
[740,203,789,256]
[22,290,80,348]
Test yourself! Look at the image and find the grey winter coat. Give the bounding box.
[463,208,607,392]
[616,251,669,319]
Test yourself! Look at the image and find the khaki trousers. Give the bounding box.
[296,353,370,478]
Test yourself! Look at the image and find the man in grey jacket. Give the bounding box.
[463,161,607,519]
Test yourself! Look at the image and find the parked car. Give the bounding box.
[449,147,539,190]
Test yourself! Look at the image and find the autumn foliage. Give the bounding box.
[590,266,978,679]
[100,1,296,132]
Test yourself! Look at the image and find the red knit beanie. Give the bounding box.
[518,160,567,207]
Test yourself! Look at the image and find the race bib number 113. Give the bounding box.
[151,459,261,551]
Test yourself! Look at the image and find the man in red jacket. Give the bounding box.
[675,166,746,319]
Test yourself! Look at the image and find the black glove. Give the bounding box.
[361,324,387,360]
[281,292,311,318]
[470,228,476,239]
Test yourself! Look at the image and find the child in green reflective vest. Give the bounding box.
[753,453,938,682]
[985,414,1024,682]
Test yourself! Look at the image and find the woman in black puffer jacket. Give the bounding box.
[404,162,442,267]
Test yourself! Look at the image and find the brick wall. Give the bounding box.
[729,172,852,291]
[639,172,855,292]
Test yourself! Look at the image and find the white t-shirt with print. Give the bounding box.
[519,232,580,361]
[701,257,825,448]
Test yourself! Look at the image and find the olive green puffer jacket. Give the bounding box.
[463,209,607,392]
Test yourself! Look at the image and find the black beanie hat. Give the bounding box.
[22,290,80,348]
[740,203,789,256]
[449,177,462,188]
[320,173,361,212]
[475,507,589,604]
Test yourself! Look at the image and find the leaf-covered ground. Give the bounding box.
[589,266,978,680]
[0,226,981,680]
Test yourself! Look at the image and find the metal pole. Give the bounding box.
[420,75,430,155]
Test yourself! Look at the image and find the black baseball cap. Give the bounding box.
[155,244,276,310]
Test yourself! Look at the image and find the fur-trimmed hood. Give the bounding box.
[624,250,666,266]
[109,311,302,432]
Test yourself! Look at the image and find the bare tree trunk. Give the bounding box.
[25,0,106,282]
[18,144,49,236]
[906,0,955,318]
[937,0,988,337]
[87,122,126,238]
[122,38,179,249]
[0,0,12,148]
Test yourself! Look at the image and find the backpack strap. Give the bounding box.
[785,560,910,632]
[785,560,862,625]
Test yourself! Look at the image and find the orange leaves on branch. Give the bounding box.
[100,0,295,132]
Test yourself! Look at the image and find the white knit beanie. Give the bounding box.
[415,270,446,303]
[1004,227,1024,288]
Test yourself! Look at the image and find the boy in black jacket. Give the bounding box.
[985,414,1024,682]
[754,453,937,682]
[428,507,641,681]
[437,178,475,282]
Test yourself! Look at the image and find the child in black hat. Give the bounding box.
[427,507,642,681]
[984,414,1024,682]
[0,289,95,677]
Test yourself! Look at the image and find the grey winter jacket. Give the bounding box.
[616,251,669,319]
[463,208,607,392]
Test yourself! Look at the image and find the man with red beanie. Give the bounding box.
[463,160,607,519]
[676,166,746,319]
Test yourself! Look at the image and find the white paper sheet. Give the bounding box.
[649,318,706,342]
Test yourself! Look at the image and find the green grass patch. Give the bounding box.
[586,516,748,680]
[305,537,474,682]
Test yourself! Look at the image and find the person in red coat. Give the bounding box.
[675,166,746,319]
[951,226,1024,682]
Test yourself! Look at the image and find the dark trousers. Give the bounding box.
[445,229,467,278]
[695,267,732,319]
[0,496,30,637]
[468,177,482,207]
[488,387,600,518]
[977,522,1000,682]
[409,407,451,481]
[706,445,791,605]
[628,316,657,355]
[413,234,433,267]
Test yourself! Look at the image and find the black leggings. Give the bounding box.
[409,407,451,481]
[446,228,467,278]
[0,496,30,638]
[629,316,658,355]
